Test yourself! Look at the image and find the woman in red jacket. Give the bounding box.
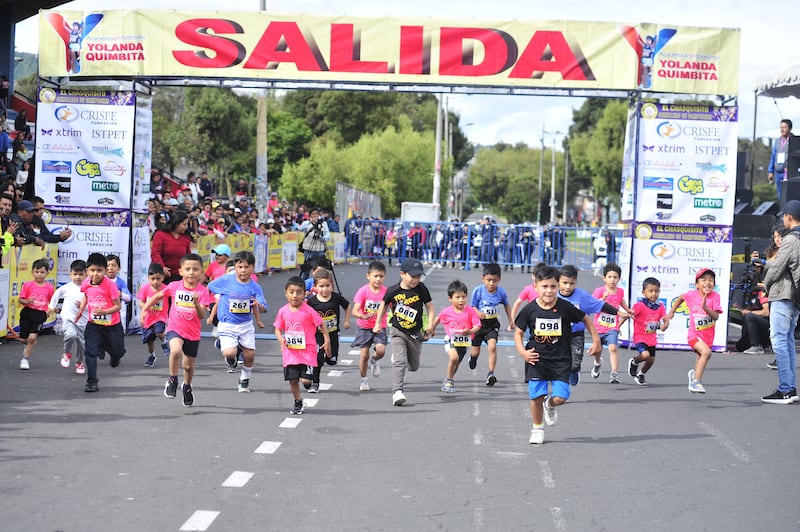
[151,211,192,282]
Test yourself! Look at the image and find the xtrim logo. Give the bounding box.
[650,241,675,260]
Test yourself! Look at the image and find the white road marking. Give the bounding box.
[304,398,319,407]
[327,370,344,377]
[473,460,485,485]
[538,460,555,488]
[698,422,750,463]
[337,359,354,365]
[179,510,220,531]
[473,430,483,446]
[254,441,282,454]
[348,349,360,355]
[279,417,303,428]
[473,507,485,530]
[550,507,567,531]
[221,471,254,487]
[319,383,333,390]
[472,402,480,417]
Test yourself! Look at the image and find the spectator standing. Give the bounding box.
[199,171,214,200]
[768,119,795,201]
[151,211,193,283]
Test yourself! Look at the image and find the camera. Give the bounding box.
[751,257,766,266]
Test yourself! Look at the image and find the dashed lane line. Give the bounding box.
[221,471,254,488]
[253,441,282,454]
[179,510,220,531]
[278,417,303,428]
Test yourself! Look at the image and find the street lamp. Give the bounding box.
[540,129,563,226]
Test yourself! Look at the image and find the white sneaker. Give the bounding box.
[370,357,381,377]
[529,427,545,444]
[591,357,603,379]
[60,353,72,368]
[75,362,86,375]
[359,380,370,391]
[20,358,30,370]
[543,396,558,426]
[392,390,407,406]
[743,345,764,355]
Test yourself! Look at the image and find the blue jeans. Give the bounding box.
[769,299,799,392]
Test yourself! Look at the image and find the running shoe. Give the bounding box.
[761,389,795,405]
[468,356,478,370]
[144,354,156,368]
[635,373,647,386]
[359,380,370,391]
[689,380,706,394]
[84,381,99,393]
[226,357,238,373]
[182,382,194,407]
[162,341,171,357]
[543,396,558,426]
[164,379,178,398]
[608,371,620,384]
[529,427,544,445]
[291,399,304,414]
[392,390,407,406]
[238,379,250,393]
[75,362,86,375]
[486,372,497,386]
[60,353,72,368]
[688,369,695,390]
[308,382,320,393]
[441,379,455,393]
[370,357,381,377]
[569,372,580,386]
[19,358,29,370]
[767,360,778,370]
[591,358,603,379]
[628,358,639,378]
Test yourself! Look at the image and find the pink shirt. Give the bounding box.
[273,303,323,367]
[682,290,722,345]
[163,281,212,340]
[205,261,227,282]
[437,305,482,347]
[138,284,168,328]
[353,284,387,329]
[592,286,626,333]
[81,277,121,326]
[632,301,665,346]
[516,284,539,304]
[20,281,55,312]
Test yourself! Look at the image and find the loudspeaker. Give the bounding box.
[734,202,753,214]
[736,188,753,205]
[752,201,779,216]
[732,214,775,239]
[780,180,800,205]
[736,151,748,190]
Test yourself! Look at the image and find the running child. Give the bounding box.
[629,277,669,385]
[469,263,514,386]
[49,259,88,374]
[307,267,351,393]
[17,258,55,370]
[373,258,435,406]
[666,268,722,394]
[557,264,620,385]
[430,279,481,393]
[106,254,132,332]
[509,262,547,319]
[75,253,125,392]
[592,262,632,383]
[137,263,170,367]
[142,253,212,407]
[274,276,331,414]
[514,265,600,445]
[351,260,388,391]
[204,244,231,283]
[207,250,268,393]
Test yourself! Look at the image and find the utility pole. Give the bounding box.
[432,95,443,219]
[537,126,544,225]
[255,0,269,219]
[562,145,569,224]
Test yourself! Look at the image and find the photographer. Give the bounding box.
[299,207,330,274]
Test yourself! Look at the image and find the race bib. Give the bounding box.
[695,315,714,331]
[323,315,338,332]
[175,290,195,308]
[534,317,562,337]
[285,332,306,350]
[645,321,659,333]
[451,334,470,347]
[229,298,251,314]
[597,313,617,327]
[364,300,381,313]
[482,306,498,319]
[394,303,418,323]
[92,313,111,325]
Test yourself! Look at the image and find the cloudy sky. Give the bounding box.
[15,0,800,149]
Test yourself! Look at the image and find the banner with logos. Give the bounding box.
[39,10,740,95]
[0,268,10,337]
[635,103,738,225]
[35,87,135,211]
[128,213,151,332]
[132,94,153,213]
[628,222,731,350]
[7,244,59,335]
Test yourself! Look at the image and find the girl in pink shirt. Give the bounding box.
[592,263,633,383]
[431,280,482,393]
[17,259,56,370]
[667,268,722,394]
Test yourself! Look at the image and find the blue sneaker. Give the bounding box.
[569,371,580,386]
[162,342,170,357]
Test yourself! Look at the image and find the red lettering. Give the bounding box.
[172,19,246,68]
[399,26,429,75]
[329,24,390,73]
[509,31,595,80]
[439,28,515,77]
[243,21,327,71]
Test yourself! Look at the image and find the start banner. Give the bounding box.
[39,10,740,95]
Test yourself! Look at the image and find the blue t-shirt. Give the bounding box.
[112,276,131,300]
[208,274,267,325]
[558,287,604,333]
[471,285,509,330]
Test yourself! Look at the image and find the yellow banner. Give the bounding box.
[8,245,59,335]
[39,10,740,95]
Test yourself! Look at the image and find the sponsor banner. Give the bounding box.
[0,268,9,337]
[40,10,740,95]
[620,106,637,222]
[133,95,153,212]
[636,103,738,225]
[623,222,730,350]
[128,214,151,332]
[8,245,59,335]
[35,86,135,210]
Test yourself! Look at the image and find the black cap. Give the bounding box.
[400,258,425,277]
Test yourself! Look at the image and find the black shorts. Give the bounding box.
[19,307,47,339]
[636,343,656,357]
[284,364,314,381]
[166,331,200,357]
[471,327,499,346]
[142,321,166,344]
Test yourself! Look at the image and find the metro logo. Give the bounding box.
[172,20,596,80]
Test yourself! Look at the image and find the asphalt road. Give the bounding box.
[1,262,798,531]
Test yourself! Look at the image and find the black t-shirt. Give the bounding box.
[383,282,432,335]
[307,293,350,338]
[515,298,585,381]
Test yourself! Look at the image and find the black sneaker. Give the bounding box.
[291,399,304,415]
[110,355,121,368]
[628,358,639,378]
[327,355,338,366]
[635,373,647,386]
[767,359,778,370]
[468,356,478,370]
[164,378,178,398]
[308,382,320,393]
[762,389,794,404]
[485,372,497,386]
[790,389,799,403]
[182,382,194,407]
[84,381,99,393]
[144,354,156,368]
[226,357,238,373]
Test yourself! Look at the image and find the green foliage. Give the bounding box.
[266,109,313,185]
[753,182,777,206]
[10,72,37,102]
[12,52,37,80]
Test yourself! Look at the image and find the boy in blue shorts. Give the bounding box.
[514,266,600,445]
[469,263,514,386]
